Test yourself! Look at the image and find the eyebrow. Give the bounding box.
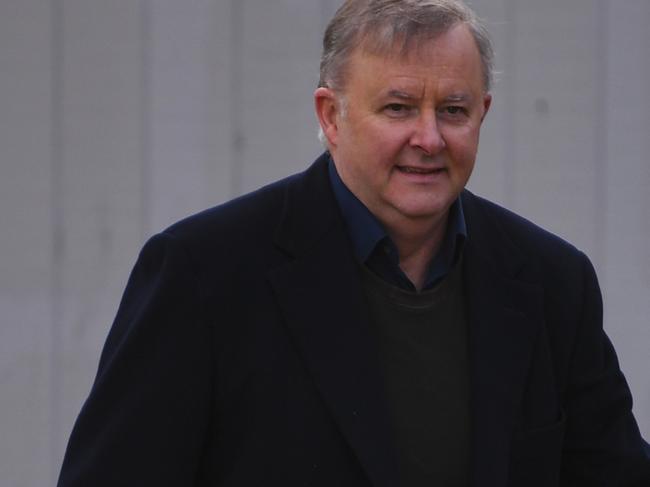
[444,93,471,103]
[384,90,473,103]
[386,89,419,100]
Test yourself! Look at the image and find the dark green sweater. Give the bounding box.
[360,261,470,487]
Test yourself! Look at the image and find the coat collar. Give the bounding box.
[269,156,544,487]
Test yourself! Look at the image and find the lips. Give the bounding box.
[397,166,445,174]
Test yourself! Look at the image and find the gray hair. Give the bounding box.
[319,0,494,93]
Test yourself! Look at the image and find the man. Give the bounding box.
[57,1,649,486]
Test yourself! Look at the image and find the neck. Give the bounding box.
[383,212,449,291]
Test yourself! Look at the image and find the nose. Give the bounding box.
[409,112,446,155]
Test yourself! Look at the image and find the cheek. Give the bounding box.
[445,128,480,161]
[375,129,413,158]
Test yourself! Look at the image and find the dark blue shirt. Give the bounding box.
[328,158,466,291]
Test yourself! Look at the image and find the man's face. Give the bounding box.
[317,24,491,229]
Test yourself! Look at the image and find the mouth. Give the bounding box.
[397,166,446,175]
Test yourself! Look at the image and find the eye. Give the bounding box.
[438,105,469,121]
[384,103,412,116]
[444,106,465,115]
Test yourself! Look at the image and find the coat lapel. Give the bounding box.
[267,155,400,487]
[461,192,545,487]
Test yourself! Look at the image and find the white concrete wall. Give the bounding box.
[0,1,647,484]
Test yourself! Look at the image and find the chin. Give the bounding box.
[393,204,448,222]
[394,195,453,216]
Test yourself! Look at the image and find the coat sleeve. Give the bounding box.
[57,232,214,487]
[560,254,650,486]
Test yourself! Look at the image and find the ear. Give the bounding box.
[314,87,341,147]
[480,93,492,122]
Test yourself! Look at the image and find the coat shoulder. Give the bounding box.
[164,172,300,247]
[462,190,586,265]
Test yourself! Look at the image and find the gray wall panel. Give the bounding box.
[466,0,509,204]
[0,2,54,293]
[509,1,601,261]
[238,0,323,193]
[603,0,650,436]
[148,0,234,231]
[0,1,54,485]
[54,0,145,473]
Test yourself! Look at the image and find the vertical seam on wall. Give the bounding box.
[594,0,608,281]
[140,0,152,242]
[205,0,216,205]
[50,0,64,478]
[229,0,243,197]
[503,0,517,209]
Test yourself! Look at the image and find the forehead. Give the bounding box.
[344,24,484,94]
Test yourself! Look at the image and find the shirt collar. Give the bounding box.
[328,156,467,289]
